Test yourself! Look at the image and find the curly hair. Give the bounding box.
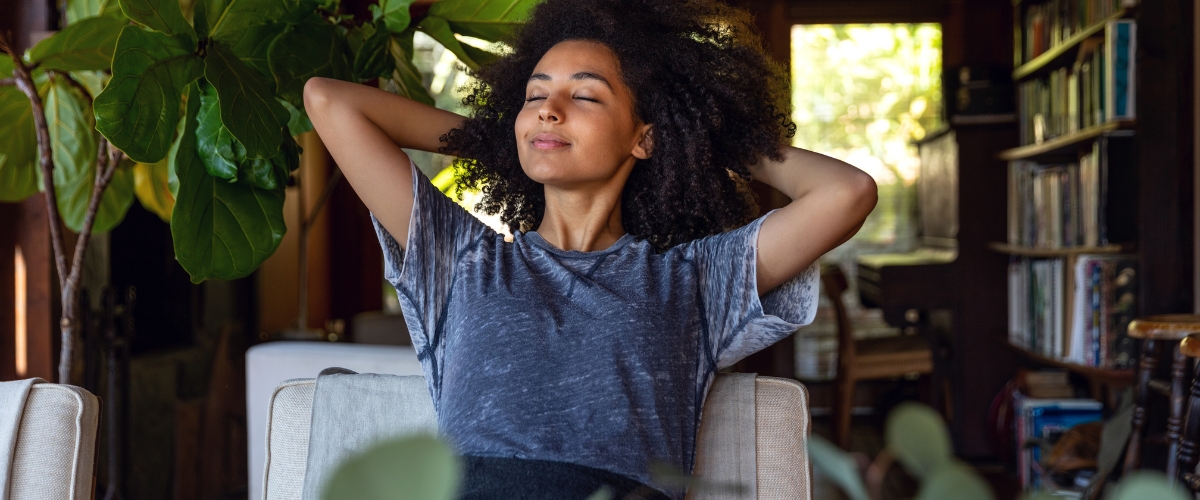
[441,0,796,251]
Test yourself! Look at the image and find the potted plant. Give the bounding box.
[0,0,539,384]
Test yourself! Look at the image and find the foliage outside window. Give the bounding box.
[790,24,943,379]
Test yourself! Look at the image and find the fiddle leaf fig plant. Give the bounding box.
[0,0,540,384]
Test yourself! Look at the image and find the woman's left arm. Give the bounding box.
[749,146,878,295]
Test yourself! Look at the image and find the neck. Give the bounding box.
[535,184,626,252]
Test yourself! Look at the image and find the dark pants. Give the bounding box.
[457,456,673,500]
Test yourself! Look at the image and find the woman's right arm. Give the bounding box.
[303,77,466,249]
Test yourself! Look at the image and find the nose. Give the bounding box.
[538,96,562,123]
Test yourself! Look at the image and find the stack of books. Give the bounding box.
[1019,0,1136,65]
[1017,19,1136,145]
[1015,396,1103,492]
[1007,140,1108,249]
[1007,254,1136,368]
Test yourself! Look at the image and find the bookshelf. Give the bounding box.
[1004,0,1140,375]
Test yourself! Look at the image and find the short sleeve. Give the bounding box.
[684,211,820,370]
[370,160,495,379]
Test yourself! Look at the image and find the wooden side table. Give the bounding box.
[1124,314,1200,481]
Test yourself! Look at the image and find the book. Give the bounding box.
[1105,19,1136,121]
[1016,397,1104,490]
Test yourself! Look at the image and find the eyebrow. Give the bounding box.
[527,71,615,91]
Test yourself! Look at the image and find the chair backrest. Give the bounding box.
[8,383,100,500]
[820,265,856,361]
[260,374,811,500]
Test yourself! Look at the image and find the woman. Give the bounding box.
[304,0,876,498]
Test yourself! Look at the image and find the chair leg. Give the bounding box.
[1124,339,1158,474]
[1178,360,1200,490]
[1167,346,1190,482]
[834,376,856,449]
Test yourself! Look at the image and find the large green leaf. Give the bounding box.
[427,0,540,42]
[281,98,313,135]
[195,84,297,190]
[352,20,394,81]
[94,26,203,163]
[222,20,285,79]
[66,0,123,25]
[806,436,869,500]
[203,41,288,159]
[26,15,125,71]
[914,461,994,500]
[323,435,461,500]
[370,0,416,34]
[120,0,195,37]
[416,16,489,72]
[0,84,39,202]
[45,77,134,233]
[201,0,315,43]
[70,70,110,97]
[387,33,433,105]
[195,85,239,181]
[171,83,287,283]
[268,18,350,107]
[1107,472,1189,500]
[886,402,952,480]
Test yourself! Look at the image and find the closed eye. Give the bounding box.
[525,96,546,102]
[574,96,599,102]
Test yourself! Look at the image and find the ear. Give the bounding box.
[631,123,653,160]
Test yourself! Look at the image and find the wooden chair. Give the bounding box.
[823,265,934,449]
[1171,321,1200,491]
[1123,314,1200,481]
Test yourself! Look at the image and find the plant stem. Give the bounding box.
[2,35,120,385]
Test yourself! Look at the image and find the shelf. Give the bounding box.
[998,120,1134,161]
[1013,8,1129,81]
[1007,342,1135,384]
[988,242,1129,257]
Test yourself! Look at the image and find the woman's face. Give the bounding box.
[515,40,651,189]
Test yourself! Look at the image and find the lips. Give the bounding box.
[531,132,570,150]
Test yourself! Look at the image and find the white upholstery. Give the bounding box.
[246,341,423,498]
[260,374,811,500]
[9,383,100,500]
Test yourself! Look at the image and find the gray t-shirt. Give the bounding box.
[372,160,818,498]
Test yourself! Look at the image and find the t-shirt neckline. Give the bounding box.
[523,231,635,257]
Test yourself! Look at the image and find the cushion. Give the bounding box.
[262,374,811,500]
[9,384,100,500]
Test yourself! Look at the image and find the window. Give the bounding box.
[790,24,943,379]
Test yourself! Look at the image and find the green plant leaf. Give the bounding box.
[172,83,287,283]
[134,157,174,221]
[201,0,315,43]
[1106,472,1189,500]
[282,98,313,135]
[204,41,288,159]
[119,0,195,37]
[416,16,484,71]
[45,77,134,233]
[807,436,869,500]
[268,18,350,107]
[195,85,239,181]
[427,0,540,42]
[196,83,296,190]
[26,15,125,71]
[221,20,285,79]
[386,31,434,106]
[94,25,203,163]
[322,435,461,500]
[0,83,39,202]
[66,0,124,25]
[69,70,110,97]
[886,402,952,480]
[915,461,994,500]
[372,0,416,33]
[352,20,394,81]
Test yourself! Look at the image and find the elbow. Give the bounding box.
[844,169,878,221]
[302,77,335,115]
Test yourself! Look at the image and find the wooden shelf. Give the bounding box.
[1013,8,1129,81]
[988,242,1129,257]
[1007,342,1135,384]
[998,120,1135,161]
